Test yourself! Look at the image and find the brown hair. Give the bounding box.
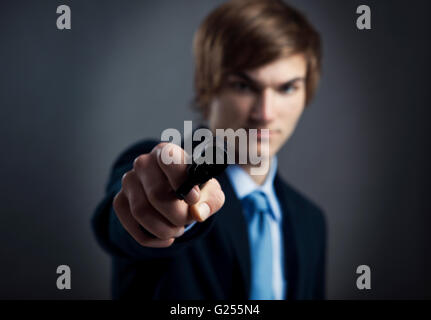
[192,0,322,117]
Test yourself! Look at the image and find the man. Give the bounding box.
[93,0,326,300]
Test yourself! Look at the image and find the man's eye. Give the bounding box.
[280,84,298,95]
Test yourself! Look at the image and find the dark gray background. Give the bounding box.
[0,0,429,299]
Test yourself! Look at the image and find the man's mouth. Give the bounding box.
[247,128,279,139]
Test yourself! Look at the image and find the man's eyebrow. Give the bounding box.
[231,71,305,89]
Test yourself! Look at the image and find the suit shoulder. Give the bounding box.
[104,139,159,193]
[112,139,160,169]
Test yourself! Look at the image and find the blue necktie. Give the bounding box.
[242,190,274,300]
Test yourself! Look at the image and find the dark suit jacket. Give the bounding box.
[92,139,327,300]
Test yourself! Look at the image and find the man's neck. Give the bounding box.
[240,158,272,186]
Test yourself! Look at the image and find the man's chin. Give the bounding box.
[249,140,273,159]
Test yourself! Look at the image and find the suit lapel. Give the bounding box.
[274,173,300,300]
[216,172,251,299]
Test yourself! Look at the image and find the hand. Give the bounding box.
[113,142,225,248]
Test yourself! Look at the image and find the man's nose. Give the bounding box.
[251,89,276,122]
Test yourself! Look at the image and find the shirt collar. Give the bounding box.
[225,156,280,221]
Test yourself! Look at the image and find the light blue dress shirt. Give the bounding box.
[183,157,286,299]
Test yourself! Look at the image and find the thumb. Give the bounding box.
[189,178,225,222]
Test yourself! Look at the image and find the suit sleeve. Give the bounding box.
[91,139,217,260]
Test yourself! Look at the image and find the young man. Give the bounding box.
[93,0,326,300]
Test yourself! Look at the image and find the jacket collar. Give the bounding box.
[274,174,299,300]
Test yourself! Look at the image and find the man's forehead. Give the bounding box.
[228,54,307,86]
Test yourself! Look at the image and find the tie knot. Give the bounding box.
[242,190,271,216]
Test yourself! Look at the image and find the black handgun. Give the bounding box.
[175,140,229,200]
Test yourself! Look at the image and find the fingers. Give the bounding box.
[189,178,225,222]
[133,151,194,227]
[112,191,175,248]
[155,143,200,205]
[121,171,185,240]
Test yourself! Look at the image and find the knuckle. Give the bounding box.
[133,154,149,171]
[155,142,186,167]
[121,171,133,187]
[150,143,168,161]
[154,142,169,152]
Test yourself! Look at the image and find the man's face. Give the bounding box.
[207,54,308,161]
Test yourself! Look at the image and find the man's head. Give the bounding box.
[192,0,322,160]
